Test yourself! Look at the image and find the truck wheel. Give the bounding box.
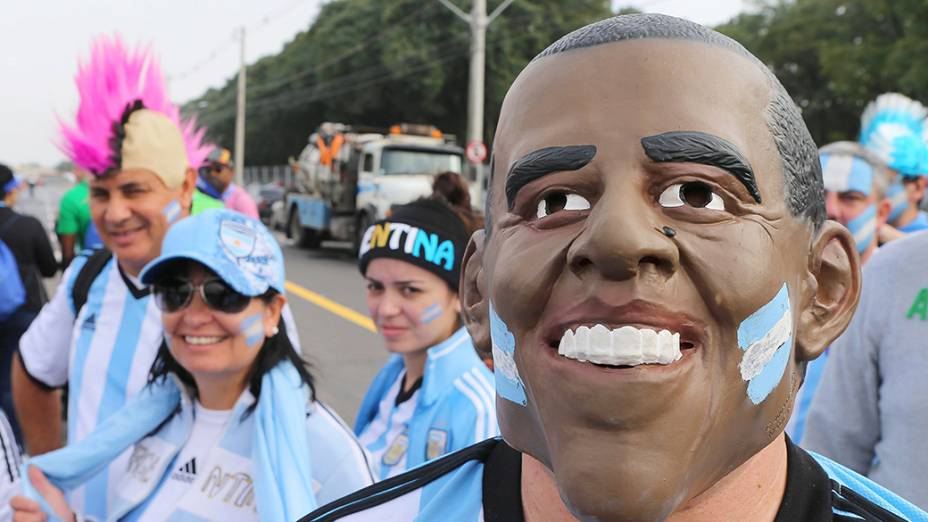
[288,209,320,249]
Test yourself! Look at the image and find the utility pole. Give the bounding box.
[234,26,246,186]
[437,0,515,205]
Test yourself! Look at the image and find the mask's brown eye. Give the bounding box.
[536,192,591,219]
[659,182,725,211]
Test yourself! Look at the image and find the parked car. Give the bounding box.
[255,183,286,224]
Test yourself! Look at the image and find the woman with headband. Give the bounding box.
[12,209,373,521]
[355,181,497,481]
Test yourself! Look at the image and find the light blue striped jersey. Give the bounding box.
[19,254,160,519]
[301,437,928,521]
[355,328,497,480]
[18,252,304,520]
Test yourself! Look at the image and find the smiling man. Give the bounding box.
[302,14,926,522]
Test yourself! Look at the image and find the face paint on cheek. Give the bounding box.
[239,313,264,347]
[419,303,443,325]
[887,181,910,223]
[162,199,182,225]
[737,284,792,405]
[846,204,877,255]
[489,301,527,406]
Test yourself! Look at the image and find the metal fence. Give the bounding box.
[243,165,295,187]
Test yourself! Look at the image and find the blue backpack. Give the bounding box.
[0,215,25,322]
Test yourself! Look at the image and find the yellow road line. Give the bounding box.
[285,280,377,333]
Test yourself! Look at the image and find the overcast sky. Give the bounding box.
[0,0,745,167]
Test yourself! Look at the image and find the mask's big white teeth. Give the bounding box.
[185,336,224,346]
[557,325,683,367]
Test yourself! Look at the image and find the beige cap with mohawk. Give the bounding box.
[119,109,188,189]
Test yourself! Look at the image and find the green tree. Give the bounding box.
[185,0,612,165]
[716,0,928,145]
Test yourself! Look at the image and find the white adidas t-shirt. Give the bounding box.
[137,403,258,522]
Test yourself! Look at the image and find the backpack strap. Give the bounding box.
[71,249,113,315]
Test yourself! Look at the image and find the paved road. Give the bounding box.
[278,238,388,421]
[17,179,388,424]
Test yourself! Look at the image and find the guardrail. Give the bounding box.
[243,165,295,187]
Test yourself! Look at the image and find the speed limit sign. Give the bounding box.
[466,141,488,164]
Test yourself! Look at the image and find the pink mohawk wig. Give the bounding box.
[59,34,212,175]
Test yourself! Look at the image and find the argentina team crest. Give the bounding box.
[382,433,409,467]
[220,219,257,258]
[426,429,448,460]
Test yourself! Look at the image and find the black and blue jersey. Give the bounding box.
[302,436,927,521]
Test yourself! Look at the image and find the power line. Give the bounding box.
[169,0,315,83]
[168,30,237,82]
[246,1,440,99]
[197,20,528,124]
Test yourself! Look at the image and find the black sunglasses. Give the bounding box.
[152,278,252,314]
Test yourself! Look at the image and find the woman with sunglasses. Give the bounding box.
[12,209,373,521]
[355,192,497,481]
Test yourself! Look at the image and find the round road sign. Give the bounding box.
[466,141,488,164]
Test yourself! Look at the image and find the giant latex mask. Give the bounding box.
[461,14,860,522]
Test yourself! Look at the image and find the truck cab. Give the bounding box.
[286,123,464,251]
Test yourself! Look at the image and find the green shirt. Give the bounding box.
[56,180,92,249]
[192,189,223,214]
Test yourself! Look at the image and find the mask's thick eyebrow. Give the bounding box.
[505,145,597,209]
[641,131,761,203]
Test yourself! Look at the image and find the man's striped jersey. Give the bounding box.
[354,328,498,480]
[19,255,159,519]
[0,411,21,522]
[18,253,303,520]
[301,436,928,522]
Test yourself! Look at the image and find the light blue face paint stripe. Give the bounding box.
[887,181,909,222]
[489,302,527,406]
[162,199,181,224]
[846,157,875,195]
[847,204,877,255]
[736,284,790,348]
[746,337,791,405]
[241,313,264,347]
[419,304,443,325]
[737,284,792,405]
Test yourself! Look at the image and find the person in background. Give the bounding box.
[785,142,891,444]
[197,147,259,219]
[355,195,497,481]
[56,166,103,269]
[820,141,892,264]
[431,171,484,232]
[803,229,928,510]
[859,92,928,235]
[0,164,57,444]
[12,209,373,521]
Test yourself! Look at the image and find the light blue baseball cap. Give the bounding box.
[141,208,285,296]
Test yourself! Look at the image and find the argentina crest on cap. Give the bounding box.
[220,219,258,259]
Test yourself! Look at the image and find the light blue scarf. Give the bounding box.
[22,362,318,521]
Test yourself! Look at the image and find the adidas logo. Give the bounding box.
[81,314,96,331]
[171,457,197,484]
